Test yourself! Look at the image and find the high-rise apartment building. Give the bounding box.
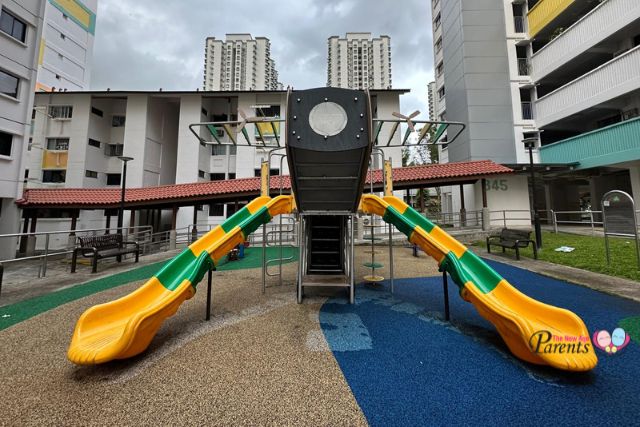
[431,0,640,218]
[203,34,282,91]
[36,0,98,92]
[427,81,437,120]
[0,0,46,258]
[327,33,392,90]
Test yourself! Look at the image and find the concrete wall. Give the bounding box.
[441,0,517,164]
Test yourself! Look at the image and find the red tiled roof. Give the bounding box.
[16,160,511,209]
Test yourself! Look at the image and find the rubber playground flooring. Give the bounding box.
[0,248,638,425]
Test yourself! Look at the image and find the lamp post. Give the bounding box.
[117,156,134,236]
[524,138,542,249]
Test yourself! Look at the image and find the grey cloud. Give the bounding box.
[91,0,433,114]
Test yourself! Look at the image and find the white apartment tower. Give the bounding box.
[427,81,437,120]
[0,0,46,258]
[203,34,282,91]
[36,0,97,92]
[327,33,392,90]
[431,0,640,219]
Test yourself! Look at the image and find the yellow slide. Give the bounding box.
[361,194,597,371]
[68,195,294,365]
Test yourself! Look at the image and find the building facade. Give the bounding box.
[431,0,640,220]
[35,0,97,92]
[203,34,282,91]
[0,0,46,258]
[427,81,437,120]
[26,89,405,244]
[327,33,392,90]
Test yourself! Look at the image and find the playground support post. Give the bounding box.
[205,267,214,321]
[442,270,450,321]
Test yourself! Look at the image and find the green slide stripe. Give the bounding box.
[155,248,198,291]
[440,253,466,293]
[184,251,215,289]
[458,250,503,293]
[376,196,502,295]
[239,206,272,237]
[401,205,436,233]
[222,206,253,233]
[383,206,416,238]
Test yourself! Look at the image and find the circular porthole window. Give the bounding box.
[308,102,348,137]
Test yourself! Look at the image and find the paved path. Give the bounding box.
[482,252,640,302]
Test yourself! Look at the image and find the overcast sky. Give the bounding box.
[91,0,434,117]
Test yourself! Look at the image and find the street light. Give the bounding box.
[523,138,542,249]
[117,156,134,237]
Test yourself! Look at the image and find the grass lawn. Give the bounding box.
[474,231,640,282]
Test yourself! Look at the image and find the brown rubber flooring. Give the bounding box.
[0,246,438,426]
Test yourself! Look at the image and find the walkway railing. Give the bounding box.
[0,226,154,298]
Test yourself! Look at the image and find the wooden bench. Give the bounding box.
[71,234,140,273]
[486,228,538,260]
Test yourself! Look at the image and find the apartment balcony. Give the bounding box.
[535,45,640,128]
[531,0,640,81]
[540,117,640,169]
[42,150,68,169]
[527,0,576,37]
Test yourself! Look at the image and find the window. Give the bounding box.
[0,131,12,156]
[105,144,123,157]
[227,203,246,218]
[112,115,126,127]
[436,61,444,77]
[49,105,73,119]
[229,145,237,155]
[91,107,104,117]
[106,173,121,186]
[210,173,225,181]
[88,138,101,148]
[434,13,441,29]
[42,170,66,183]
[85,170,98,178]
[435,37,443,53]
[228,173,236,180]
[0,8,26,42]
[198,170,206,178]
[46,138,69,150]
[438,86,445,100]
[208,203,224,216]
[254,169,279,177]
[211,145,226,156]
[0,69,19,98]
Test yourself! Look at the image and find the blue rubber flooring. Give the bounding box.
[320,259,640,426]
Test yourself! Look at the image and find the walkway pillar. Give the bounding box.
[191,205,199,243]
[26,213,37,256]
[19,214,29,254]
[170,205,178,250]
[105,213,111,234]
[67,210,79,254]
[459,184,467,227]
[481,179,490,231]
[419,188,425,212]
[129,210,136,235]
[544,183,553,225]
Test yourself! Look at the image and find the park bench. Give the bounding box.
[71,234,140,273]
[486,228,538,261]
